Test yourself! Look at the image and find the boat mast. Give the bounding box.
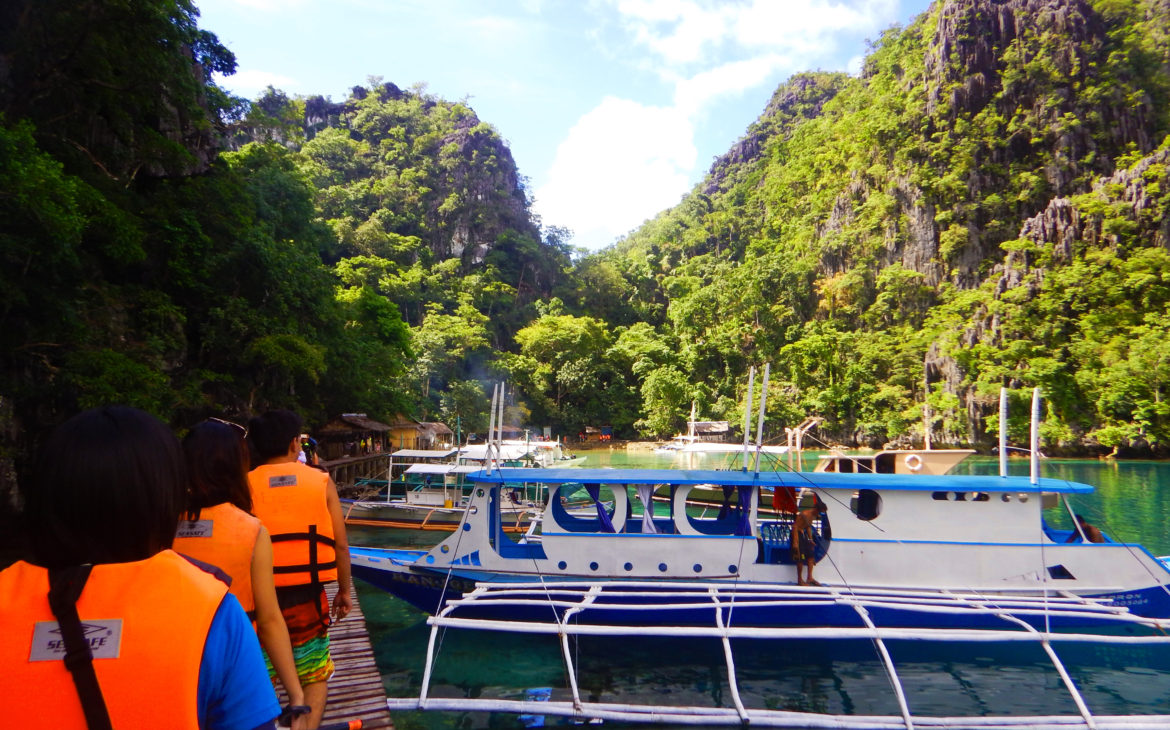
[1030,387,1041,485]
[741,366,755,473]
[497,382,506,474]
[999,387,1008,478]
[486,382,498,473]
[754,363,770,475]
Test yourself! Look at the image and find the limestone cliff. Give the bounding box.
[611,0,1170,451]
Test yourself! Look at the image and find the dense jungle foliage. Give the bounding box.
[2,0,1170,513]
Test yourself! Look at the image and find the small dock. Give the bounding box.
[277,583,394,729]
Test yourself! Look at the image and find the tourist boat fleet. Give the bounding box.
[351,377,1170,728]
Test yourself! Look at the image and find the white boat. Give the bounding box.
[496,438,584,466]
[655,402,738,454]
[352,384,1170,727]
[355,464,1170,726]
[341,463,542,532]
[814,447,976,475]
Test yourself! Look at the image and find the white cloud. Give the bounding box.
[215,69,298,98]
[673,54,789,116]
[613,0,728,65]
[533,0,909,251]
[534,97,696,250]
[608,0,898,69]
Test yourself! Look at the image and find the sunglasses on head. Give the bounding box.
[206,417,247,437]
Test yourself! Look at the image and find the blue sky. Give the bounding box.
[196,0,933,251]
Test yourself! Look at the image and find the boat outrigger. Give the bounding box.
[353,382,1170,727]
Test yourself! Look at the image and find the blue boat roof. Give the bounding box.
[467,467,1094,494]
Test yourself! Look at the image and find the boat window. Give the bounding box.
[551,483,622,533]
[1001,494,1012,502]
[629,483,674,534]
[851,489,881,521]
[1047,564,1076,580]
[936,491,991,502]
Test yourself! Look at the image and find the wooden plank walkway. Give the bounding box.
[275,583,394,730]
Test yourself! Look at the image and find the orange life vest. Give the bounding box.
[772,486,798,513]
[0,550,227,729]
[173,502,262,614]
[248,461,337,587]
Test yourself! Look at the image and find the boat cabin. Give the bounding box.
[814,448,975,475]
[413,467,1143,593]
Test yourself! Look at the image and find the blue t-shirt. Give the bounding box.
[198,594,280,730]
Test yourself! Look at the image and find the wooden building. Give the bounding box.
[692,420,731,442]
[418,421,455,449]
[386,416,456,451]
[316,413,392,461]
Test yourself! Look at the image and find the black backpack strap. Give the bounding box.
[47,565,113,730]
[176,552,233,587]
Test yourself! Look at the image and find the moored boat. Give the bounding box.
[353,466,1170,626]
[354,383,1170,727]
[342,463,542,532]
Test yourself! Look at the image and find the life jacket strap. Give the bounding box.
[270,526,333,622]
[48,564,113,730]
[269,531,336,547]
[271,561,338,575]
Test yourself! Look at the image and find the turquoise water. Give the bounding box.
[349,453,1170,727]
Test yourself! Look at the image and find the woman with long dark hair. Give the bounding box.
[174,419,308,726]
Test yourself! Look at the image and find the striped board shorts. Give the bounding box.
[264,586,335,685]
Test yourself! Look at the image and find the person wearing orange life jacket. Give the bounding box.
[0,406,280,730]
[247,409,352,730]
[174,419,309,730]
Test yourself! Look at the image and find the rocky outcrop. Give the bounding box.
[925,0,1105,120]
[704,73,848,196]
[890,179,948,286]
[1015,146,1170,255]
[922,0,1158,288]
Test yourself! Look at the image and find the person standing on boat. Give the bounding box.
[1066,513,1105,543]
[174,419,310,729]
[791,496,827,586]
[247,409,352,730]
[0,406,281,729]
